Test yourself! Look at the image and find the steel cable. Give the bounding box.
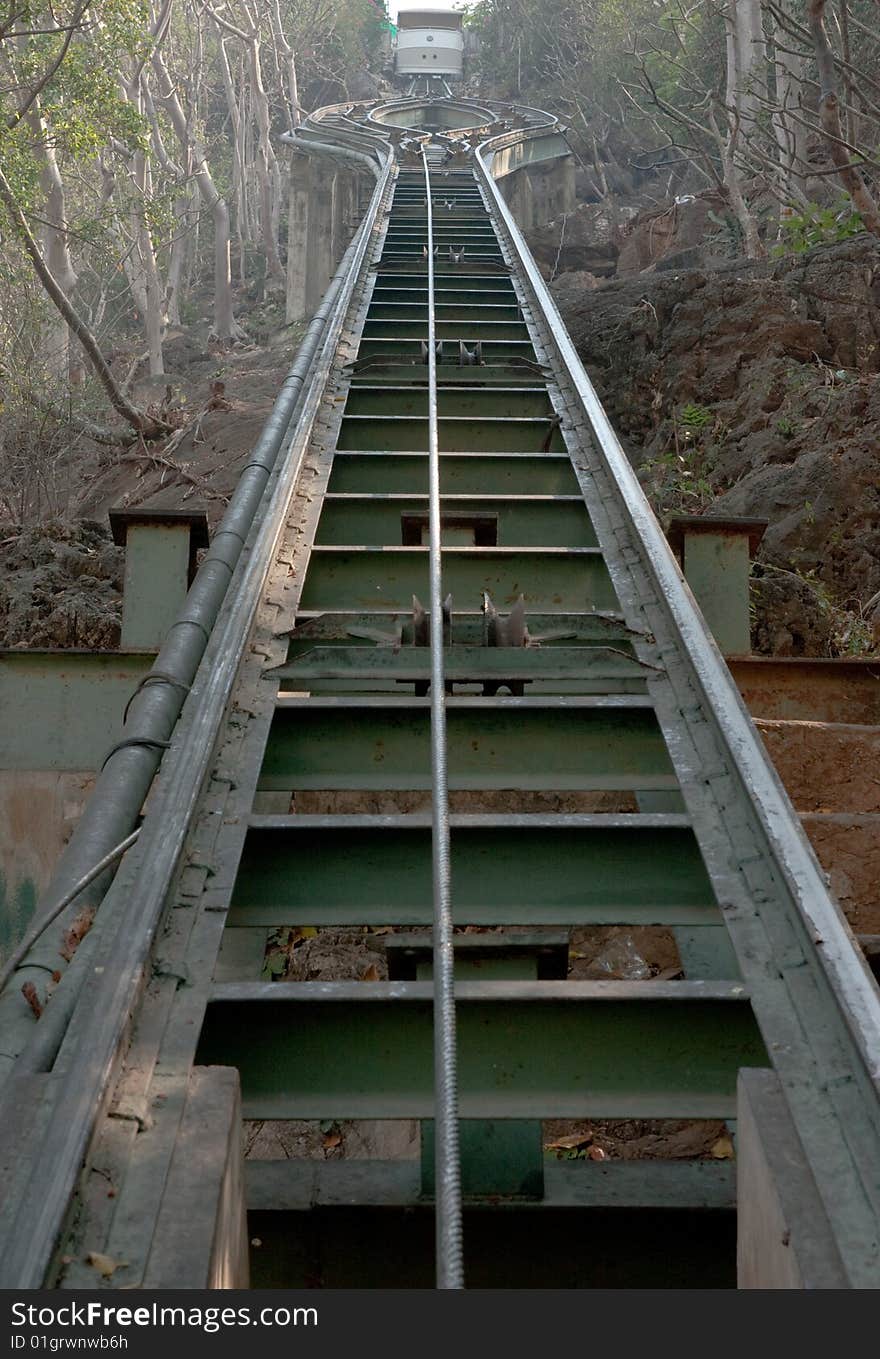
[421,144,464,1290]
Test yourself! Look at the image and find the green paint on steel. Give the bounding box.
[343,387,552,419]
[286,612,634,647]
[258,698,675,792]
[362,314,526,337]
[276,644,644,685]
[315,495,596,547]
[337,416,564,452]
[0,870,37,965]
[373,273,518,293]
[682,532,752,657]
[197,981,767,1119]
[367,304,524,324]
[227,817,720,928]
[120,524,192,651]
[371,287,517,305]
[417,940,546,1198]
[298,547,618,612]
[421,1121,544,1199]
[327,453,580,495]
[356,339,536,361]
[0,651,155,771]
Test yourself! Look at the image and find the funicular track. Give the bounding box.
[1,98,880,1291]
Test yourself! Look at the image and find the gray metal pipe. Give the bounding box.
[280,130,383,174]
[0,212,381,1076]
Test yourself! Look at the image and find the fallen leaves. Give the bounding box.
[545,1133,592,1151]
[321,1120,343,1152]
[710,1135,735,1160]
[86,1252,127,1279]
[544,1128,609,1160]
[263,926,319,979]
[21,982,42,1019]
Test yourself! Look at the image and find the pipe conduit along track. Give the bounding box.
[1,97,879,1291]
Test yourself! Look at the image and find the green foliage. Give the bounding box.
[678,402,713,435]
[772,199,865,257]
[638,401,722,516]
[639,446,716,516]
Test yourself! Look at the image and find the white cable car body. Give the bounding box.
[394,10,464,78]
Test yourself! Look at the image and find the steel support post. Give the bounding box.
[306,160,338,314]
[286,153,311,324]
[667,516,767,656]
[110,510,209,652]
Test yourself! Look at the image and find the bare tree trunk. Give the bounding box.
[218,36,248,284]
[165,186,191,326]
[28,112,77,380]
[808,0,880,235]
[726,0,766,125]
[709,107,766,259]
[0,163,165,438]
[151,47,243,339]
[772,7,810,201]
[248,30,284,282]
[271,0,302,129]
[141,69,192,327]
[209,4,283,286]
[132,148,165,376]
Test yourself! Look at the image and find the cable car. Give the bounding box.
[394,9,464,80]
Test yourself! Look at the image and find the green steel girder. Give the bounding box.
[421,1121,545,1198]
[371,287,517,305]
[348,367,546,389]
[680,532,753,657]
[361,320,523,340]
[337,416,565,453]
[197,980,766,1119]
[384,232,500,245]
[274,645,646,687]
[344,388,551,419]
[385,221,494,232]
[271,641,649,695]
[377,252,502,265]
[245,1157,736,1213]
[356,340,536,361]
[286,611,633,647]
[0,650,155,772]
[315,494,596,547]
[366,304,523,323]
[298,546,618,612]
[384,930,571,981]
[393,208,491,221]
[374,274,518,292]
[227,814,719,928]
[258,696,675,792]
[327,453,577,495]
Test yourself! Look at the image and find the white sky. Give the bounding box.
[388,1,466,22]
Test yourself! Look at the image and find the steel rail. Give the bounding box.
[0,146,395,1288]
[421,145,464,1291]
[474,126,880,1284]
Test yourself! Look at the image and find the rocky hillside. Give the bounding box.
[548,232,880,655]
